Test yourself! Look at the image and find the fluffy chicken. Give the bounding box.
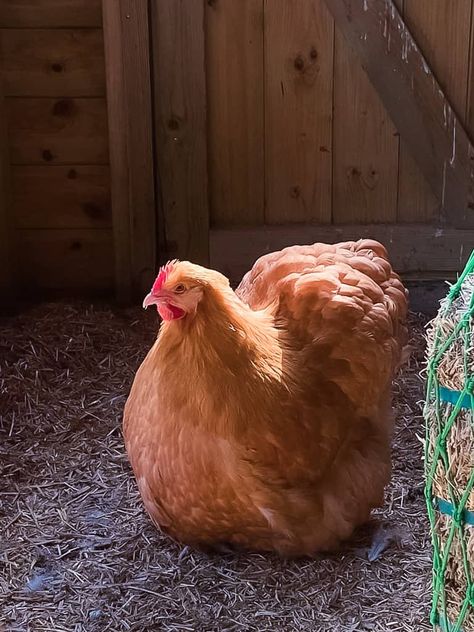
[123,240,408,556]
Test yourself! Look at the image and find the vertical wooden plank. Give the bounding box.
[0,78,12,296]
[103,0,131,301]
[332,30,398,224]
[103,0,156,301]
[398,0,472,223]
[118,0,155,296]
[403,2,470,131]
[264,0,333,225]
[206,0,264,227]
[463,0,474,173]
[152,0,209,265]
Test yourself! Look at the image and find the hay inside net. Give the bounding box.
[425,252,474,631]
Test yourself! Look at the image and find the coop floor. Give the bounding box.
[1,303,431,632]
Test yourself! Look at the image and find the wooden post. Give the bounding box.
[322,0,474,228]
[0,77,12,300]
[103,0,156,302]
[151,0,209,266]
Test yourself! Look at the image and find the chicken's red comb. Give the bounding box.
[151,260,178,294]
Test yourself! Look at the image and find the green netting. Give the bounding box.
[424,250,474,631]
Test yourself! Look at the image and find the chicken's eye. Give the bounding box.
[173,284,186,294]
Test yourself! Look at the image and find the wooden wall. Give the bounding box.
[151,0,474,286]
[1,0,474,298]
[0,0,113,295]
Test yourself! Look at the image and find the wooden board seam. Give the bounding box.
[210,223,473,279]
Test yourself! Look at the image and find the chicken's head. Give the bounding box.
[143,260,228,321]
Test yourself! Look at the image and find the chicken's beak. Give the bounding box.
[143,292,160,309]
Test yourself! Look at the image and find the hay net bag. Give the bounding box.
[425,250,474,631]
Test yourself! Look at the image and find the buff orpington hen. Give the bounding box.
[123,240,408,556]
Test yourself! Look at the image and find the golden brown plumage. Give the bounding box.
[123,239,408,556]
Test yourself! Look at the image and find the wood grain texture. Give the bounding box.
[405,1,471,128]
[398,0,472,222]
[118,0,155,297]
[102,0,131,301]
[6,97,108,165]
[15,228,114,291]
[264,0,333,224]
[465,0,474,168]
[152,0,209,264]
[103,0,156,301]
[206,0,264,226]
[333,29,398,224]
[0,28,105,97]
[11,166,110,228]
[0,0,102,28]
[0,78,11,293]
[322,0,474,228]
[210,225,473,284]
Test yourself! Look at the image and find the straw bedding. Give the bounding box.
[0,302,430,632]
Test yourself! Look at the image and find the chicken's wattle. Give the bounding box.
[158,303,185,321]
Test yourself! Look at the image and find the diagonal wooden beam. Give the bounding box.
[323,0,474,228]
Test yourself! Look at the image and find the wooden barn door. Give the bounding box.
[104,0,474,299]
[150,0,474,285]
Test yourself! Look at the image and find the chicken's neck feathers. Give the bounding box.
[152,287,291,432]
[160,288,283,377]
